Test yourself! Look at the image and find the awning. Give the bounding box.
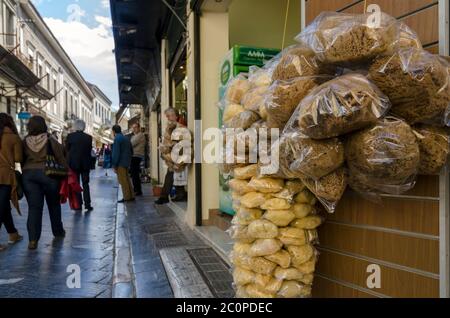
[0,45,53,100]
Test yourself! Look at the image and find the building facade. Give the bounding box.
[1,0,112,142]
[88,82,113,146]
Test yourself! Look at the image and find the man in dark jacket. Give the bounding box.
[112,125,135,203]
[66,119,94,212]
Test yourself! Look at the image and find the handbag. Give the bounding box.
[0,152,23,200]
[44,139,68,178]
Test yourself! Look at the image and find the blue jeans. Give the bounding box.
[22,169,65,242]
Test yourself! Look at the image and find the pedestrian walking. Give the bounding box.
[155,108,187,205]
[130,123,145,196]
[22,116,67,250]
[103,144,112,176]
[66,119,94,213]
[112,125,134,203]
[0,113,24,251]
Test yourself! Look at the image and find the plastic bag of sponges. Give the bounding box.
[295,11,421,66]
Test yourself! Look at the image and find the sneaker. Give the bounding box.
[155,197,169,205]
[8,232,23,244]
[54,231,66,239]
[172,195,187,202]
[28,241,38,250]
[85,206,94,212]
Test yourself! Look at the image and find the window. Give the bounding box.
[4,5,16,47]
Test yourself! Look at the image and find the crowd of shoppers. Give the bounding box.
[0,112,148,251]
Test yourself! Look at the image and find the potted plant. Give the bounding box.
[151,178,163,197]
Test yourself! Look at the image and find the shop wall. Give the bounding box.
[199,11,230,222]
[302,0,443,298]
[229,0,301,49]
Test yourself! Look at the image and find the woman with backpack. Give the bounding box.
[0,113,24,251]
[22,116,68,250]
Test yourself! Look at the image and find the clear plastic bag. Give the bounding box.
[274,267,305,281]
[233,267,255,286]
[289,73,391,139]
[225,110,261,130]
[291,215,323,230]
[223,103,245,125]
[278,227,309,246]
[242,86,269,113]
[295,11,420,65]
[369,48,450,126]
[285,180,305,195]
[240,192,267,209]
[233,164,259,180]
[248,256,277,275]
[264,249,291,269]
[227,225,255,244]
[277,281,311,298]
[247,177,285,194]
[260,198,291,210]
[346,117,420,195]
[272,45,324,81]
[294,189,317,205]
[294,256,317,275]
[300,167,348,213]
[247,220,279,239]
[413,125,450,175]
[292,203,314,219]
[245,284,276,298]
[225,75,251,104]
[249,238,283,257]
[228,179,254,195]
[248,66,273,88]
[281,131,345,180]
[265,76,328,129]
[232,207,263,226]
[263,209,296,227]
[287,244,315,267]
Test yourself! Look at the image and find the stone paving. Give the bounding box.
[0,169,116,298]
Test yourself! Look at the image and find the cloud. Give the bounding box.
[95,15,112,28]
[43,17,119,109]
[101,0,110,9]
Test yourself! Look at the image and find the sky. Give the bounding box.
[31,0,119,110]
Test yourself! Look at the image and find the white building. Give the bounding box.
[18,0,95,136]
[1,0,114,141]
[88,82,113,146]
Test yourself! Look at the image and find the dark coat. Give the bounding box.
[66,131,93,172]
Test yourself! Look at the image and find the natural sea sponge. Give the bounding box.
[246,284,275,298]
[296,11,417,65]
[233,242,252,255]
[233,267,255,286]
[233,207,263,226]
[234,164,259,180]
[295,189,317,205]
[291,216,323,230]
[287,244,315,267]
[249,257,277,275]
[242,86,268,112]
[248,177,284,193]
[265,77,324,129]
[228,225,255,243]
[240,192,266,209]
[264,209,296,227]
[295,73,390,139]
[228,179,254,195]
[369,48,450,125]
[278,227,308,246]
[301,167,348,211]
[260,198,291,210]
[226,77,251,104]
[272,45,322,81]
[247,220,279,239]
[249,239,283,257]
[274,267,305,281]
[223,104,245,124]
[225,110,261,129]
[414,125,450,175]
[264,249,291,269]
[346,118,420,194]
[283,132,345,179]
[292,203,314,219]
[294,256,317,274]
[285,180,305,194]
[277,281,311,298]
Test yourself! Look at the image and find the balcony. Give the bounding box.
[0,33,34,71]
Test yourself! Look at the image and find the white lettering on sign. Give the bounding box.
[366,264,381,289]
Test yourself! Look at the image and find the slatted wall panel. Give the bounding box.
[303,0,442,298]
